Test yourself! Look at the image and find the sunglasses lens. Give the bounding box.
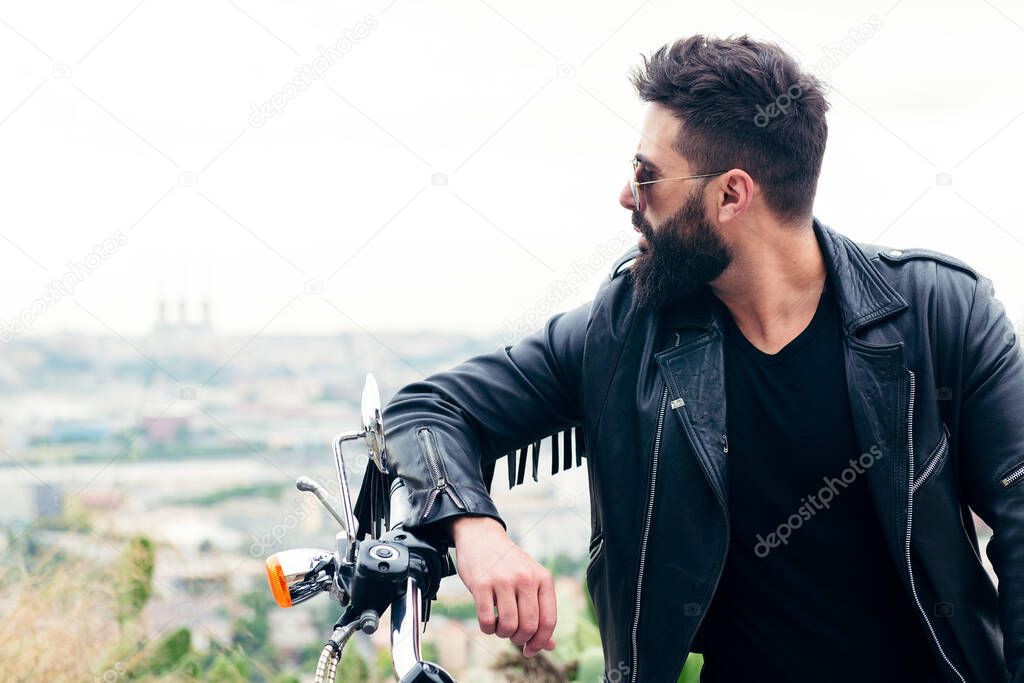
[630,160,642,210]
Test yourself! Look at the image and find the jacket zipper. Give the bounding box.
[629,332,679,683]
[1000,462,1024,488]
[417,428,467,522]
[911,431,948,494]
[905,372,966,682]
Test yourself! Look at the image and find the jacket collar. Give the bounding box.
[660,216,909,336]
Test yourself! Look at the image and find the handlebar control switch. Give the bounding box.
[369,544,398,561]
[341,541,411,626]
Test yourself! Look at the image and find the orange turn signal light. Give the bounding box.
[265,554,292,608]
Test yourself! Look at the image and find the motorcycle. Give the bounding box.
[262,374,457,683]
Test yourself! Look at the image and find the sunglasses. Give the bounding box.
[630,156,727,211]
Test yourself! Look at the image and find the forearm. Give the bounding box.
[360,302,590,539]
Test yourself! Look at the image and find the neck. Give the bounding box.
[709,217,826,352]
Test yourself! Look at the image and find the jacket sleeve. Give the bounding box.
[354,299,591,545]
[958,274,1024,679]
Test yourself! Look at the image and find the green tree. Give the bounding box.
[206,652,250,682]
[132,627,192,677]
[231,591,271,653]
[333,649,369,683]
[116,536,155,624]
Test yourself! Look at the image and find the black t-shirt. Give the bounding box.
[694,279,945,682]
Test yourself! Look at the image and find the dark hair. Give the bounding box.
[630,34,829,224]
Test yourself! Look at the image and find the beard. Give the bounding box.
[630,190,732,312]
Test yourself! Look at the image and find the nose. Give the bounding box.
[619,181,638,211]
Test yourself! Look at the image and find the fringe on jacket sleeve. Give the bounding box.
[482,424,586,493]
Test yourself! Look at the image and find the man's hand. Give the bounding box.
[448,515,557,658]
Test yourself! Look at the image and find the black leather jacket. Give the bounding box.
[354,217,1024,682]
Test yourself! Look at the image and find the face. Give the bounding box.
[620,104,732,311]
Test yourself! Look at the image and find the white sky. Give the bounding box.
[1,0,1022,339]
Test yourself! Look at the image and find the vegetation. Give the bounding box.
[0,517,702,682]
[167,483,288,507]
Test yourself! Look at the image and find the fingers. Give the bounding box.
[523,571,557,657]
[511,580,540,648]
[457,534,557,655]
[474,571,556,654]
[474,586,496,635]
[493,579,519,639]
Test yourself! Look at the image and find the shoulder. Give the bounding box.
[586,244,640,327]
[861,243,979,279]
[608,244,641,280]
[857,241,983,301]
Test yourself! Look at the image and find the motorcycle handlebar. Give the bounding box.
[388,480,421,675]
[389,478,413,530]
[385,479,456,682]
[391,574,425,679]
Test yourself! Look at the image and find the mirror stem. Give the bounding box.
[332,430,363,543]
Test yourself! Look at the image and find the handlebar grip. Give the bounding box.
[390,575,457,682]
[389,478,413,530]
[390,575,422,676]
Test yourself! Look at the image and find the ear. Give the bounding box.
[713,169,754,223]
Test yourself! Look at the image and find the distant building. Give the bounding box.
[33,483,64,518]
[142,415,190,443]
[152,296,214,337]
[47,419,111,443]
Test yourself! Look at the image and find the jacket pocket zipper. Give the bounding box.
[911,427,949,494]
[417,428,467,522]
[1000,461,1024,488]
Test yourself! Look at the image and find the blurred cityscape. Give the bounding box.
[0,295,1002,682]
[0,296,596,682]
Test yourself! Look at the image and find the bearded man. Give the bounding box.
[355,33,1022,683]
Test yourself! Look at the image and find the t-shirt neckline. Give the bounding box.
[716,280,834,365]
